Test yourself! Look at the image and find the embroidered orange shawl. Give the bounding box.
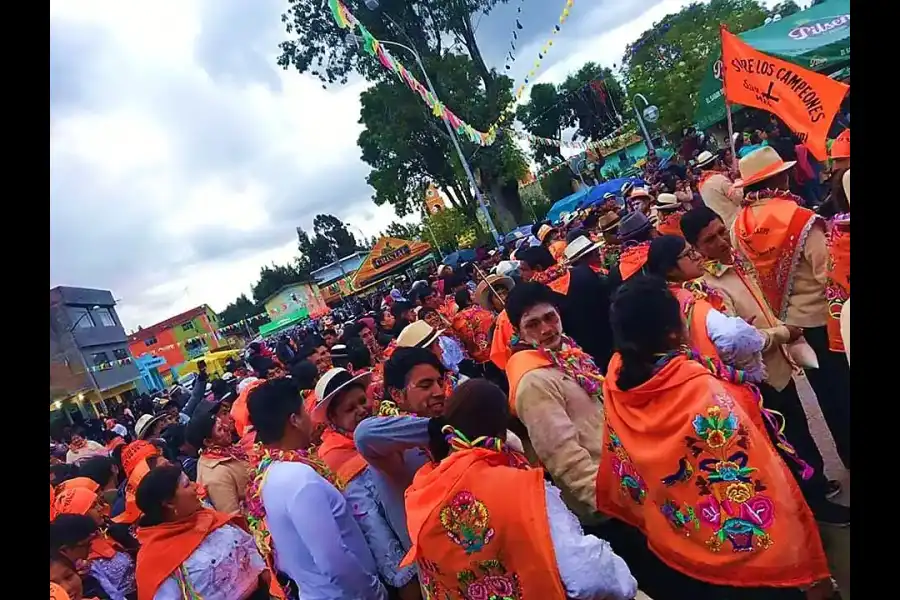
[451,305,495,364]
[657,212,685,238]
[597,353,829,588]
[826,217,850,353]
[401,448,565,598]
[733,195,819,320]
[619,242,651,281]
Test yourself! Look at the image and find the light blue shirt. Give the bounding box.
[262,461,386,600]
[354,416,432,550]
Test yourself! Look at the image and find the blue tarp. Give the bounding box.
[582,177,646,208]
[546,188,591,223]
[441,249,477,267]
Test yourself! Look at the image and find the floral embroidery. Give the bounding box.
[606,428,648,505]
[686,405,775,553]
[660,498,700,535]
[457,559,522,600]
[418,559,452,600]
[452,305,495,364]
[439,491,495,554]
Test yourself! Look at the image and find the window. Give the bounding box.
[94,308,116,327]
[91,352,110,367]
[113,349,129,361]
[69,307,95,329]
[181,321,195,332]
[144,336,158,347]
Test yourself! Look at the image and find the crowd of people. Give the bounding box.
[50,127,850,600]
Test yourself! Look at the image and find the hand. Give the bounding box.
[785,325,804,343]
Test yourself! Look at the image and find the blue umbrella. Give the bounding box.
[441,249,477,267]
[582,177,646,208]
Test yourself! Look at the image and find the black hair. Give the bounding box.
[391,301,414,320]
[418,307,438,320]
[345,339,373,369]
[742,169,790,194]
[505,281,560,331]
[645,235,688,278]
[49,514,99,554]
[50,464,80,488]
[298,336,326,361]
[340,322,365,343]
[184,409,216,450]
[78,456,116,489]
[66,427,87,443]
[454,288,472,310]
[427,379,509,461]
[289,360,319,390]
[446,271,469,292]
[610,275,684,390]
[384,347,446,393]
[516,246,555,271]
[829,166,850,214]
[377,309,392,327]
[210,379,230,401]
[680,206,721,246]
[322,328,337,339]
[247,378,305,445]
[530,220,550,238]
[135,464,183,527]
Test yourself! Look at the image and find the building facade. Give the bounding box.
[50,286,141,424]
[127,305,221,379]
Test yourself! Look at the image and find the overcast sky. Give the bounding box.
[50,0,788,330]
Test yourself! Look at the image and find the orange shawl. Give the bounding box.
[505,350,552,417]
[657,212,685,238]
[121,441,160,479]
[318,428,368,484]
[135,509,239,600]
[401,448,565,598]
[489,310,515,370]
[619,242,651,280]
[451,304,495,364]
[112,459,152,525]
[548,240,568,262]
[826,217,850,352]
[671,286,721,360]
[597,353,829,588]
[232,378,266,438]
[57,477,101,495]
[733,195,819,320]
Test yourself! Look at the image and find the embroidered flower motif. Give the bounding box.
[439,491,495,554]
[456,560,522,600]
[606,429,648,505]
[724,482,754,504]
[660,499,700,535]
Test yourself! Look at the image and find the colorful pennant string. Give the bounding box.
[518,124,636,150]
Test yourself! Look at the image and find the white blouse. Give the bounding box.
[154,524,265,600]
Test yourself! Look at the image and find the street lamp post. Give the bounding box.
[632,93,656,152]
[347,26,501,248]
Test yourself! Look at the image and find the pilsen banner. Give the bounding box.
[720,26,848,161]
[352,237,433,288]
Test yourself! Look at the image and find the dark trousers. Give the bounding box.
[758,379,829,504]
[799,326,851,470]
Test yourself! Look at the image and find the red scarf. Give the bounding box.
[202,443,249,463]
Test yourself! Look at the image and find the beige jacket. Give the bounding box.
[701,260,796,391]
[197,455,251,514]
[514,367,604,517]
[731,200,829,328]
[700,172,743,228]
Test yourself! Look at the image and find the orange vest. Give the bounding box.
[112,459,152,525]
[597,353,829,588]
[489,310,515,370]
[402,448,566,599]
[671,287,719,359]
[318,428,368,485]
[231,379,265,438]
[826,219,850,352]
[505,350,552,417]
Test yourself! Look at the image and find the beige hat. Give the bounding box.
[536,224,558,244]
[842,169,850,206]
[563,235,602,263]
[629,187,652,200]
[136,413,168,440]
[840,298,850,365]
[653,193,681,212]
[397,320,443,349]
[312,368,373,420]
[696,150,717,168]
[737,146,796,188]
[474,274,515,310]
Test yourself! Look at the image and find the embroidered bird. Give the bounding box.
[661,457,694,486]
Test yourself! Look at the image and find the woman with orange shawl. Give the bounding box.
[51,515,105,600]
[450,287,495,366]
[54,487,138,599]
[597,275,835,599]
[825,169,850,358]
[403,379,638,600]
[313,368,419,597]
[134,464,269,600]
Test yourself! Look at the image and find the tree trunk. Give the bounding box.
[453,2,494,94]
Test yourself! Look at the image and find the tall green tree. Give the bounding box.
[278,0,526,231]
[382,221,423,240]
[621,0,766,135]
[769,1,801,17]
[296,214,363,273]
[560,64,628,142]
[515,83,566,166]
[218,294,258,327]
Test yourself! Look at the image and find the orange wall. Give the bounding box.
[128,328,182,374]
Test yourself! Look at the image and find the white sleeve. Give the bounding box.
[544,482,638,600]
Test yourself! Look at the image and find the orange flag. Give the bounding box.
[720,26,848,161]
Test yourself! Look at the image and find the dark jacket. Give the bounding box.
[559,264,615,373]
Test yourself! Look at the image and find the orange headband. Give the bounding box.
[56,477,100,495]
[121,441,160,477]
[55,487,97,516]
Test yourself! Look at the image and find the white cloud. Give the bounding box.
[51,0,792,330]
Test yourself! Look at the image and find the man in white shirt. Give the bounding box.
[247,378,386,600]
